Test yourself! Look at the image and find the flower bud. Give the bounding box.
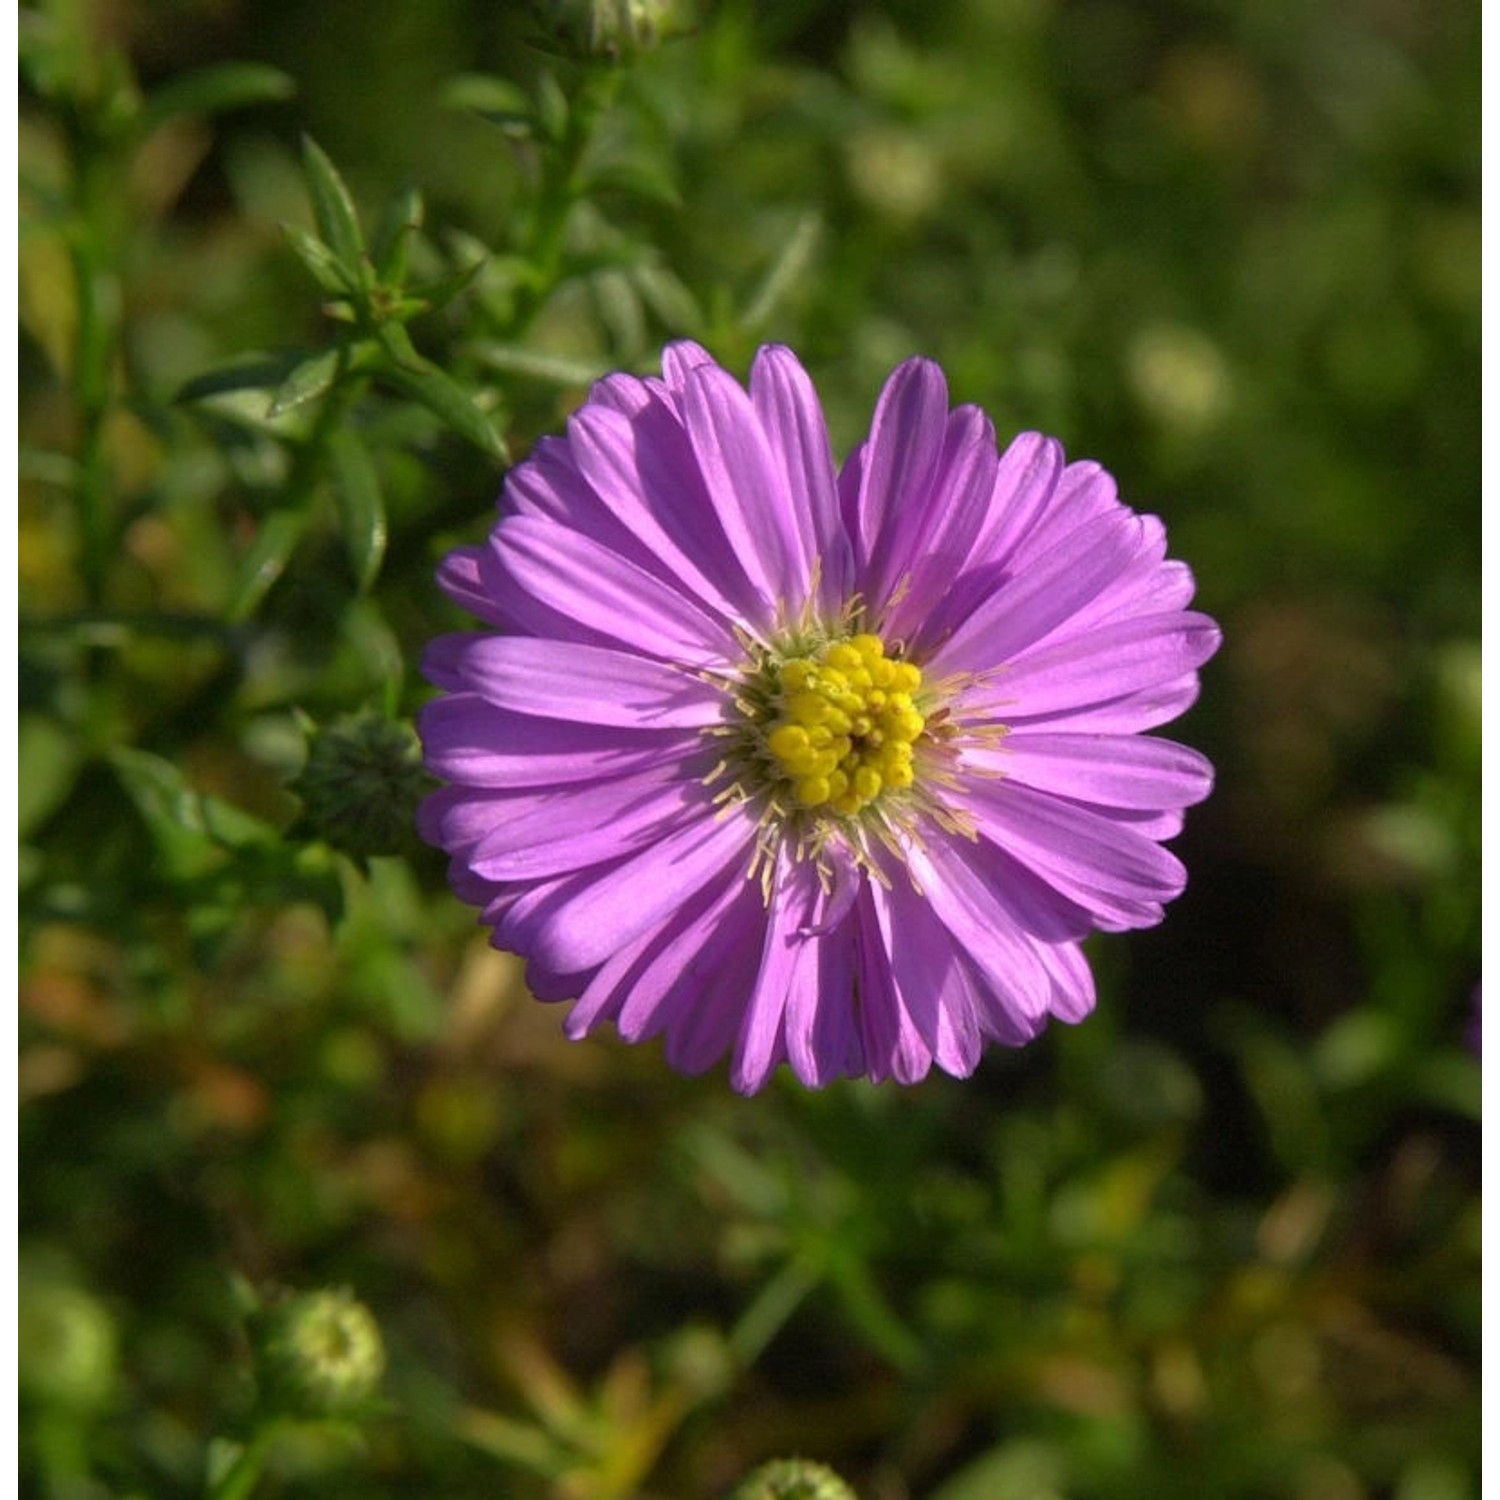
[534,0,685,61]
[731,1458,858,1500]
[255,1288,385,1419]
[290,711,428,859]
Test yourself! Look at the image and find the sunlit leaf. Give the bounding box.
[227,508,311,623]
[301,135,365,266]
[380,359,508,462]
[268,347,344,417]
[282,223,359,296]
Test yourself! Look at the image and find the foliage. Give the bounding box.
[19,0,1478,1496]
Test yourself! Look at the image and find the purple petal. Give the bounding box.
[661,339,718,390]
[852,887,933,1085]
[967,431,1065,570]
[1034,938,1096,1024]
[999,674,1204,734]
[963,611,1222,722]
[466,766,713,881]
[902,834,1058,1028]
[528,806,755,973]
[843,358,949,571]
[1006,458,1122,566]
[441,636,728,729]
[927,508,1150,678]
[750,345,855,614]
[876,406,1000,644]
[436,547,509,627]
[732,846,813,1093]
[679,363,806,619]
[566,401,761,627]
[871,873,988,1072]
[613,869,767,1050]
[959,777,1186,929]
[419,695,697,788]
[490,513,741,665]
[965,732,1215,811]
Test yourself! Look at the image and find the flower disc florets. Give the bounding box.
[739,630,925,819]
[419,340,1222,1093]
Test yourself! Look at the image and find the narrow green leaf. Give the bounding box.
[328,429,387,593]
[469,342,606,388]
[139,63,294,137]
[382,362,508,462]
[742,209,822,332]
[410,249,488,313]
[110,748,278,881]
[227,509,312,624]
[268,347,344,417]
[301,135,364,265]
[373,186,424,283]
[440,73,533,130]
[108,748,218,879]
[631,260,704,335]
[282,223,359,296]
[176,354,303,404]
[585,157,681,208]
[373,320,424,369]
[534,70,570,146]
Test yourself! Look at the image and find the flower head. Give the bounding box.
[254,1287,385,1419]
[420,343,1220,1093]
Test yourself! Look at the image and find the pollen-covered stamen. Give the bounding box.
[761,633,926,817]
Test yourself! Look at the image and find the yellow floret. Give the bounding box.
[762,632,928,814]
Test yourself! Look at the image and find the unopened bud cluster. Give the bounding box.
[290,711,428,858]
[535,0,683,60]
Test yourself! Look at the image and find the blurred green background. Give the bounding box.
[19,1,1480,1497]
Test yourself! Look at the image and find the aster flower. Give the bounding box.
[420,342,1220,1093]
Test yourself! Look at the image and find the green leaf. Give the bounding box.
[18,714,86,838]
[227,508,312,624]
[469,342,606,388]
[109,748,276,881]
[534,70,570,146]
[282,223,359,296]
[139,63,294,137]
[373,186,424,283]
[381,360,508,462]
[301,135,365,266]
[440,73,533,130]
[176,353,305,404]
[328,430,387,593]
[630,260,704,334]
[742,210,822,332]
[410,248,488,314]
[268,347,344,417]
[585,157,681,208]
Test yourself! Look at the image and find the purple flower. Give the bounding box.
[419,343,1221,1093]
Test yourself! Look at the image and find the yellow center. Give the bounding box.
[761,633,926,818]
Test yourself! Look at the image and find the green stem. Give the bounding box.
[208,1424,279,1500]
[68,128,124,607]
[507,66,622,341]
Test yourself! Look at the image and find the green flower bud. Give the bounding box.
[256,1288,385,1419]
[534,0,686,61]
[289,711,428,859]
[731,1458,858,1500]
